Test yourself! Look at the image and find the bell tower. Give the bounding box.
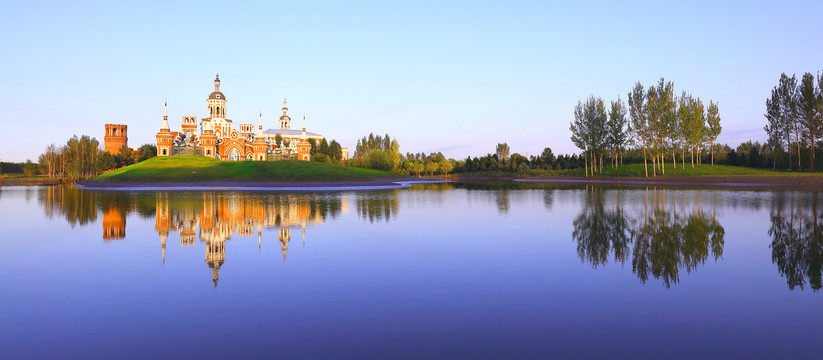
[279,97,291,129]
[207,73,227,120]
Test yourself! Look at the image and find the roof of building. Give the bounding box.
[263,129,322,136]
[209,91,226,100]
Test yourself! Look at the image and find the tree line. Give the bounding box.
[348,133,402,171]
[764,72,823,171]
[309,138,345,165]
[456,145,570,173]
[570,78,721,177]
[397,152,454,176]
[38,136,156,180]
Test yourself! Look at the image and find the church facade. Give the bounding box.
[156,74,345,161]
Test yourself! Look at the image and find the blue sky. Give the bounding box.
[1,0,821,162]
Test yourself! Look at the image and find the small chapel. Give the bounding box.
[156,74,345,161]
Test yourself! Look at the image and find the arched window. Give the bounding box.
[209,106,213,116]
[229,149,240,161]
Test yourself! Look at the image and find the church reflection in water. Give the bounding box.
[39,186,348,287]
[572,186,725,288]
[152,192,347,286]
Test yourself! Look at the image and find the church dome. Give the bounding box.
[209,91,226,100]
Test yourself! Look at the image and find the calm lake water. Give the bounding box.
[1,182,821,359]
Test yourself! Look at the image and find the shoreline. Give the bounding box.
[23,174,823,191]
[75,178,446,191]
[0,178,66,186]
[511,175,823,190]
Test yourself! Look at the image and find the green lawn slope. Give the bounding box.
[550,163,786,176]
[91,156,399,182]
[459,163,823,177]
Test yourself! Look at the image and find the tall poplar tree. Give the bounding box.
[607,96,628,168]
[495,143,511,162]
[570,100,591,176]
[764,88,783,169]
[765,82,789,169]
[627,82,649,177]
[658,79,677,173]
[706,101,721,165]
[646,83,660,175]
[778,73,800,170]
[679,93,705,168]
[798,72,820,171]
[585,96,608,173]
[644,79,674,175]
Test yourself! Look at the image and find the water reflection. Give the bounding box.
[38,186,347,287]
[769,192,823,291]
[573,187,725,288]
[356,190,399,223]
[37,183,823,292]
[39,185,100,227]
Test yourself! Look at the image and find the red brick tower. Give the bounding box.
[104,124,128,153]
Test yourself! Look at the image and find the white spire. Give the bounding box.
[161,99,170,130]
[257,109,263,136]
[301,113,306,138]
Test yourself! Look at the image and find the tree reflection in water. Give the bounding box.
[38,185,101,227]
[769,192,823,291]
[573,187,725,288]
[356,190,399,223]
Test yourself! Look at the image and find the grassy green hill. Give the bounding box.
[91,156,399,182]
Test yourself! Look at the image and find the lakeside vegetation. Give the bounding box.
[10,71,822,183]
[764,72,823,171]
[90,156,399,182]
[570,78,722,177]
[455,163,797,178]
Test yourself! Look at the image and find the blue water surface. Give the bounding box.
[0,183,820,359]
